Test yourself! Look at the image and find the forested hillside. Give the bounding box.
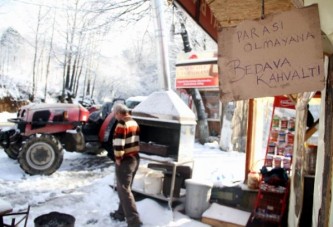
[0,0,216,106]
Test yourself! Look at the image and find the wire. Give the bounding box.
[261,0,265,19]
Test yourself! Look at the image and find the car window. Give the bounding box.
[126,101,140,109]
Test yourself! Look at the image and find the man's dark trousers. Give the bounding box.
[115,155,141,226]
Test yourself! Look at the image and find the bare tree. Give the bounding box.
[0,28,23,77]
[171,6,210,143]
[55,0,152,103]
[31,4,54,102]
[31,6,42,101]
[0,0,215,116]
[44,10,56,102]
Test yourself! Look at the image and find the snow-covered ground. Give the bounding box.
[0,112,245,227]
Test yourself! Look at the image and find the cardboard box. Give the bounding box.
[201,203,251,227]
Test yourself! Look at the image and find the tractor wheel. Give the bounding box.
[18,135,64,175]
[4,142,21,160]
[3,130,22,160]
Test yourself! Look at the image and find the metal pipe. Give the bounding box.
[151,0,171,91]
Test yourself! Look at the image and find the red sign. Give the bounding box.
[176,52,218,88]
[273,96,295,109]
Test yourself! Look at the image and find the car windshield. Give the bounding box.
[125,96,147,109]
[126,101,141,109]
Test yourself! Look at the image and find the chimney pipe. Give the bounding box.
[151,0,171,91]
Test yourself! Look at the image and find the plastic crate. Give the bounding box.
[253,182,289,224]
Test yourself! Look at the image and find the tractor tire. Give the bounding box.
[4,143,21,160]
[18,135,64,175]
[3,130,22,160]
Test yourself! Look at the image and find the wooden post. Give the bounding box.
[318,55,333,227]
[245,98,254,183]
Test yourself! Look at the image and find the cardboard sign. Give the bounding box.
[218,4,325,102]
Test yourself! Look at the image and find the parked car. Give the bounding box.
[88,98,125,113]
[125,96,148,110]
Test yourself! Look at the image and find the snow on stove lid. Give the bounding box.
[131,90,196,124]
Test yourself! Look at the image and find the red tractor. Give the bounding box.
[0,100,122,175]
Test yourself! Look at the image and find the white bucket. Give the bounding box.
[185,179,213,219]
[133,166,150,191]
[144,170,163,194]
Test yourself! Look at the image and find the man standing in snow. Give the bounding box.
[110,103,142,227]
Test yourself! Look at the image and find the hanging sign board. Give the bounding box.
[176,52,218,88]
[273,96,295,109]
[218,4,325,102]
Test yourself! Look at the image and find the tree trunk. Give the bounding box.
[187,88,209,144]
[177,17,210,144]
[231,100,248,152]
[31,6,42,102]
[44,11,56,102]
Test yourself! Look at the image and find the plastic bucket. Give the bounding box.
[185,179,213,219]
[144,170,163,194]
[133,166,150,191]
[34,212,75,227]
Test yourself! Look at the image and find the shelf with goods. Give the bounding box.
[250,96,295,226]
[264,96,296,172]
[199,90,221,135]
[253,181,289,224]
[200,90,221,120]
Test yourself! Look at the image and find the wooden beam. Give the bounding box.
[305,119,319,141]
[245,99,254,182]
[318,54,333,227]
